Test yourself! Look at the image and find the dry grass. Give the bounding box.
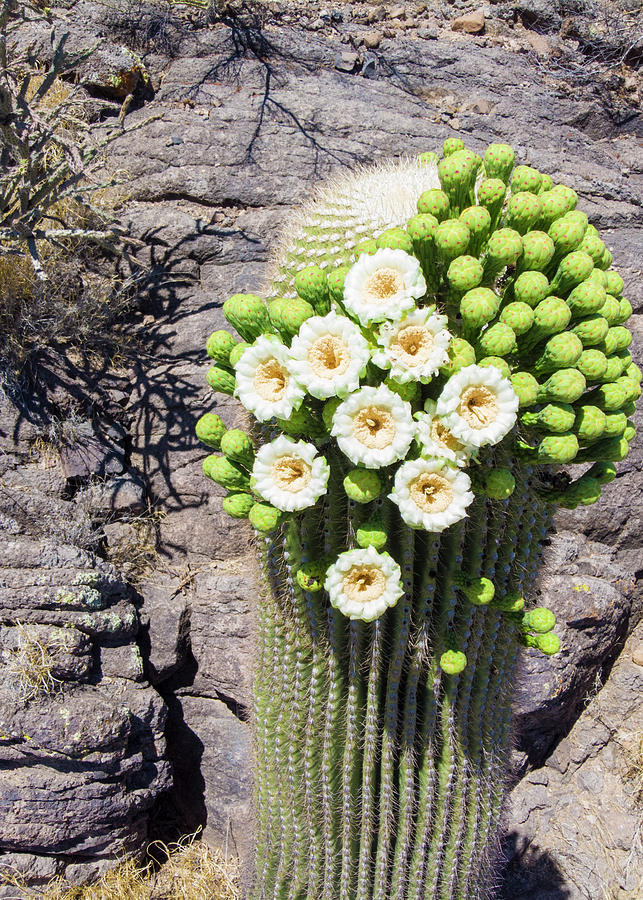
[3,622,73,702]
[622,735,643,804]
[0,834,239,900]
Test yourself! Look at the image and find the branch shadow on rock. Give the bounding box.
[497,831,572,900]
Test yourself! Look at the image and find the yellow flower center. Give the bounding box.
[430,418,464,455]
[364,267,404,304]
[254,358,289,401]
[390,324,434,366]
[457,386,498,429]
[353,405,396,449]
[343,564,387,605]
[410,472,453,513]
[308,335,350,377]
[271,456,312,492]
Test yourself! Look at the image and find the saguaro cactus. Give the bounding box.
[197,147,639,899]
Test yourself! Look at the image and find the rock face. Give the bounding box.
[502,622,643,900]
[2,0,641,895]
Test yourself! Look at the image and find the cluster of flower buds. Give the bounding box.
[198,139,638,651]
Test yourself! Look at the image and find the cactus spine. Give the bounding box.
[198,148,637,898]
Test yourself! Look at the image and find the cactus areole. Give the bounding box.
[197,146,639,899]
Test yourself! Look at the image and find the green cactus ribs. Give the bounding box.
[197,141,638,899]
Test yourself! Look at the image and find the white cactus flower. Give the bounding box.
[372,308,452,383]
[325,545,403,621]
[234,336,304,422]
[251,436,329,512]
[331,384,415,468]
[415,400,473,468]
[342,248,426,326]
[289,310,370,400]
[436,364,519,447]
[389,458,474,532]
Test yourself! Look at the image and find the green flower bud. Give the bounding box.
[460,287,500,331]
[477,178,507,224]
[518,230,555,272]
[443,137,465,157]
[195,413,227,449]
[500,301,535,335]
[522,402,576,433]
[356,518,388,550]
[206,329,236,365]
[327,265,350,302]
[588,268,608,289]
[343,468,382,504]
[513,271,550,308]
[539,173,554,193]
[417,189,451,221]
[588,382,628,411]
[522,607,556,634]
[418,151,439,167]
[459,205,491,255]
[223,293,271,341]
[626,363,642,384]
[587,461,617,484]
[510,371,540,407]
[510,164,542,194]
[355,238,379,257]
[571,315,609,347]
[477,356,511,379]
[602,411,627,438]
[295,265,330,314]
[604,270,624,297]
[607,326,632,353]
[435,218,470,262]
[599,247,613,270]
[566,280,607,317]
[440,649,467,675]
[229,341,250,367]
[617,376,642,403]
[484,227,523,272]
[406,213,439,244]
[551,184,578,211]
[440,337,477,376]
[222,492,254,518]
[624,422,636,443]
[438,150,478,214]
[447,255,484,292]
[548,251,594,297]
[249,502,283,532]
[504,191,542,235]
[376,227,415,254]
[537,369,586,403]
[220,428,254,468]
[576,436,629,462]
[456,575,495,606]
[622,400,636,417]
[206,364,236,396]
[599,355,625,383]
[597,294,620,326]
[386,377,421,404]
[537,433,579,463]
[481,468,516,500]
[579,232,606,266]
[493,591,525,613]
[574,405,606,443]
[268,296,315,343]
[576,349,608,382]
[537,190,569,229]
[528,632,561,656]
[533,332,583,374]
[483,143,515,183]
[476,322,517,358]
[296,558,332,592]
[615,297,633,325]
[204,455,251,491]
